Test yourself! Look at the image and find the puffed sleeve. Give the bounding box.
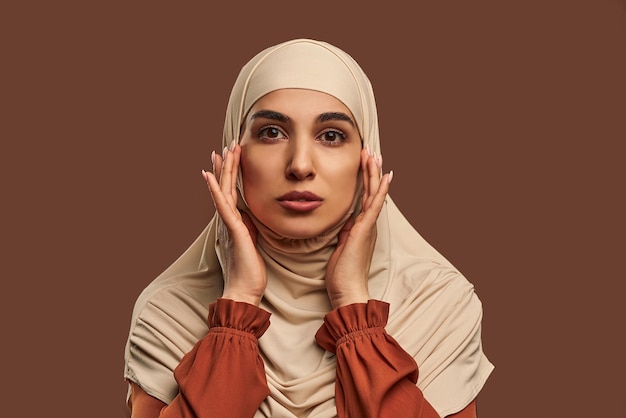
[315,300,440,418]
[159,298,271,418]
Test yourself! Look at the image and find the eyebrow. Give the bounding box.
[317,112,355,127]
[250,109,355,127]
[250,110,290,123]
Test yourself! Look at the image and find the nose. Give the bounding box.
[285,137,316,181]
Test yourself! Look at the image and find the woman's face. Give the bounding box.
[239,88,362,239]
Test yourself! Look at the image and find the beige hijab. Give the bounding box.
[124,39,493,418]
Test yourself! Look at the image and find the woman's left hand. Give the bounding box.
[325,148,393,309]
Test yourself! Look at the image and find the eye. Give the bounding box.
[257,126,287,143]
[319,129,347,146]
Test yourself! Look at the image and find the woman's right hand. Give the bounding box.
[202,141,267,306]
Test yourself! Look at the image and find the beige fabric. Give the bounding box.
[124,39,493,417]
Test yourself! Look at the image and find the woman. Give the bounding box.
[124,39,494,418]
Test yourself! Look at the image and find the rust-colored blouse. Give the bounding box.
[158,298,440,418]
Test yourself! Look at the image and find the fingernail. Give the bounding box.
[211,151,215,165]
[229,140,236,151]
[201,169,207,179]
[222,146,228,159]
[377,153,383,168]
[388,170,394,184]
[366,144,372,156]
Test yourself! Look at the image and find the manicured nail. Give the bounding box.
[211,150,215,165]
[201,169,207,180]
[366,144,372,156]
[388,170,394,184]
[377,153,383,168]
[222,146,228,159]
[229,140,236,151]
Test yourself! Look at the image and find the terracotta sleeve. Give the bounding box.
[158,298,271,418]
[315,300,441,418]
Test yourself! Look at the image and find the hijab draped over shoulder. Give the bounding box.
[124,39,493,418]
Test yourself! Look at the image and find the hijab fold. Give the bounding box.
[124,39,493,417]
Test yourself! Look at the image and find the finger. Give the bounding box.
[203,169,225,211]
[220,142,236,204]
[364,154,381,210]
[360,171,392,226]
[360,148,371,208]
[204,170,241,227]
[213,151,223,184]
[361,148,370,193]
[230,143,241,200]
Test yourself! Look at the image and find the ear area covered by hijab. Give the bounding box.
[124,38,493,417]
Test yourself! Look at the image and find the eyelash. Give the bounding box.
[319,129,348,146]
[255,126,348,146]
[256,126,286,143]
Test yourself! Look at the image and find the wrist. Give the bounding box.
[329,291,369,310]
[222,289,262,306]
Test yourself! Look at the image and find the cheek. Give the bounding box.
[336,166,359,194]
[330,151,361,189]
[240,148,276,205]
[322,153,361,212]
[240,153,261,197]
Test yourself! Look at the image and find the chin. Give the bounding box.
[266,216,339,240]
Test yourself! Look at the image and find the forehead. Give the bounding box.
[247,89,354,120]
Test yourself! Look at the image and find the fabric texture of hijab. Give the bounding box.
[124,39,494,417]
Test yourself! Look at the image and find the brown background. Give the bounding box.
[2,1,625,417]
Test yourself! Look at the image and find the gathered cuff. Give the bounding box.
[315,299,390,353]
[208,298,271,339]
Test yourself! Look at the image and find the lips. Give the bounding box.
[277,191,323,212]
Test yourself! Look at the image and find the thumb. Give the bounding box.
[241,211,259,243]
[336,217,355,248]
